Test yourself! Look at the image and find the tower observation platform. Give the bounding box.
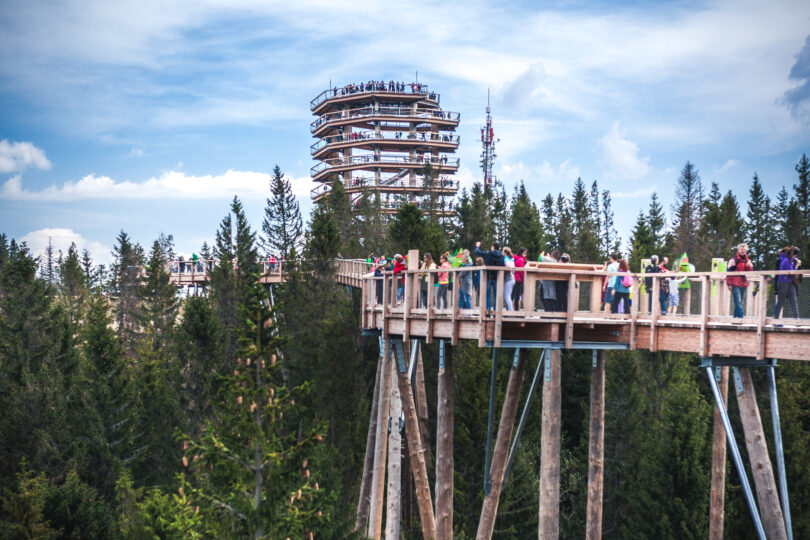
[310,81,460,215]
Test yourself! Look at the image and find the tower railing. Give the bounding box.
[310,83,438,110]
[310,132,459,154]
[310,154,459,177]
[311,106,460,132]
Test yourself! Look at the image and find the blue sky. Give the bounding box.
[1,0,809,265]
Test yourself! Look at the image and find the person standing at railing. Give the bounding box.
[644,255,668,313]
[557,253,572,312]
[538,251,560,312]
[437,255,451,309]
[603,254,619,313]
[512,248,527,310]
[393,254,406,304]
[475,241,505,311]
[726,243,753,318]
[419,253,435,307]
[458,250,473,309]
[610,259,632,313]
[774,246,801,318]
[503,248,516,311]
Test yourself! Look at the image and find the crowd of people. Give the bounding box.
[326,81,437,101]
[366,242,805,319]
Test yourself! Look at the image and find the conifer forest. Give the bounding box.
[3,157,810,539]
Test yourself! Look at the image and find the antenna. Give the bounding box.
[481,89,496,187]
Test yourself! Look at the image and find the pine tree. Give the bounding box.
[794,153,810,253]
[138,239,178,352]
[182,277,324,538]
[58,243,88,326]
[507,182,545,257]
[570,178,599,261]
[671,162,704,261]
[745,173,775,268]
[701,182,725,260]
[454,183,493,251]
[628,211,654,272]
[388,203,426,256]
[600,189,620,258]
[491,182,510,243]
[80,248,96,289]
[541,194,556,252]
[262,165,303,261]
[111,230,145,355]
[553,193,573,255]
[327,177,359,257]
[40,237,56,284]
[647,193,667,256]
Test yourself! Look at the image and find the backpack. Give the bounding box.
[621,274,632,288]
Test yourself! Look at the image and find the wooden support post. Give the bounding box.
[386,360,403,540]
[356,344,384,531]
[435,342,454,540]
[539,349,562,540]
[709,366,729,540]
[590,276,602,313]
[367,340,394,539]
[735,368,788,540]
[650,275,660,352]
[427,272,435,343]
[394,342,436,539]
[565,274,577,349]
[415,343,433,469]
[586,351,606,540]
[478,269,487,347]
[451,270,460,345]
[630,277,639,350]
[382,274,389,338]
[494,270,505,347]
[756,276,767,360]
[700,276,710,356]
[476,349,528,540]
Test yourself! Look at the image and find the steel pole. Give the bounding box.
[767,365,793,540]
[705,367,766,540]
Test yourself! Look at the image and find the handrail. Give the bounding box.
[311,83,438,110]
[311,106,459,132]
[310,132,459,154]
[310,175,460,199]
[310,154,460,176]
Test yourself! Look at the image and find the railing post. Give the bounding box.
[630,275,639,350]
[700,276,710,357]
[565,273,577,349]
[650,275,660,352]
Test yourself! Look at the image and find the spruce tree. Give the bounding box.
[541,194,556,252]
[58,243,88,326]
[262,165,303,261]
[570,178,599,261]
[647,193,667,256]
[111,230,145,355]
[745,173,775,268]
[182,276,324,538]
[794,153,810,252]
[327,177,358,257]
[628,211,654,271]
[40,237,56,284]
[508,182,545,257]
[490,182,510,243]
[701,182,725,260]
[600,189,620,258]
[454,183,493,251]
[671,162,704,261]
[388,203,425,256]
[138,239,178,352]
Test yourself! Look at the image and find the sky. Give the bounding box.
[1,0,809,265]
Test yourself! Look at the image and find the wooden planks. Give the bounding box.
[586,351,606,540]
[539,349,562,539]
[709,366,729,540]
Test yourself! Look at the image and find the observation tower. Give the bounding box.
[310,81,460,215]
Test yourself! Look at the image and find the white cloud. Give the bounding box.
[613,185,658,199]
[20,228,113,266]
[0,140,51,173]
[497,159,580,186]
[1,169,314,201]
[717,159,738,173]
[598,122,650,179]
[129,147,144,157]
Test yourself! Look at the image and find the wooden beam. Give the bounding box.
[367,340,394,539]
[700,276,710,357]
[650,275,660,352]
[629,277,639,350]
[451,271,460,345]
[565,274,577,349]
[539,349,562,540]
[356,343,384,532]
[386,360,403,540]
[494,270,505,347]
[709,366,729,540]
[735,368,788,540]
[427,272,435,343]
[590,276,602,314]
[435,342,454,540]
[476,349,528,539]
[756,276,767,360]
[414,343,433,469]
[586,351,606,540]
[478,269,487,347]
[395,343,436,539]
[382,274,389,338]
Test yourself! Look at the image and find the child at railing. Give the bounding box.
[437,255,451,309]
[503,248,515,311]
[458,250,473,309]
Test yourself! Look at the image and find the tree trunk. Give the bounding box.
[539,349,561,540]
[477,349,528,539]
[586,351,605,540]
[386,360,403,540]
[356,346,384,531]
[368,341,393,539]
[435,343,454,539]
[735,368,787,540]
[709,366,729,540]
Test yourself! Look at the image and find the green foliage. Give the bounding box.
[43,469,115,539]
[745,173,776,268]
[507,182,545,257]
[263,165,304,261]
[388,203,426,255]
[0,464,58,539]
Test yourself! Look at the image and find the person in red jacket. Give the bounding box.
[393,254,407,304]
[726,243,753,318]
[512,248,527,310]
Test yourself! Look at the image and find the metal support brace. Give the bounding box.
[503,349,545,486]
[767,364,793,540]
[592,349,597,368]
[715,366,722,382]
[513,348,520,368]
[408,339,418,382]
[704,366,767,540]
[439,339,445,371]
[545,354,551,382]
[484,347,497,495]
[732,367,744,394]
[393,339,407,374]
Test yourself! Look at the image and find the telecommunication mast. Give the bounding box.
[480,90,497,187]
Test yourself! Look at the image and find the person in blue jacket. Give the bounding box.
[474,241,505,311]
